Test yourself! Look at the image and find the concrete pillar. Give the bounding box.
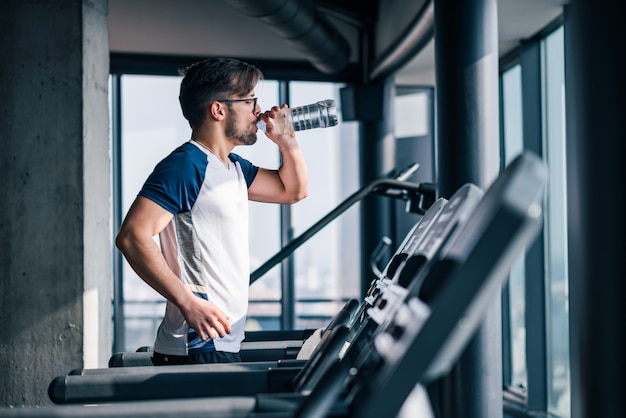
[564,1,626,417]
[431,0,502,417]
[0,0,111,406]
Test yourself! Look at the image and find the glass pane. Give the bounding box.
[394,91,429,138]
[120,74,191,351]
[544,26,570,417]
[289,81,361,329]
[246,292,282,332]
[393,88,435,249]
[502,64,528,390]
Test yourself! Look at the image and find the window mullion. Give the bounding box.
[521,37,549,412]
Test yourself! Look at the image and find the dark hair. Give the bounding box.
[178,58,263,128]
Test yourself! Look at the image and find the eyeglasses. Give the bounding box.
[216,97,258,114]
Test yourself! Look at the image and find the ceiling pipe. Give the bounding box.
[225,0,351,75]
[368,0,434,81]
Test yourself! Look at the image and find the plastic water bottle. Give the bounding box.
[257,99,339,135]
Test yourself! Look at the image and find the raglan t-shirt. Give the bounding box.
[138,140,258,355]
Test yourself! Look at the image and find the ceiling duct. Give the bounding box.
[225,0,351,74]
[369,0,434,81]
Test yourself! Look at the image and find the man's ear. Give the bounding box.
[210,101,226,120]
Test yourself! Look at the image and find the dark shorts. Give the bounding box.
[152,351,242,365]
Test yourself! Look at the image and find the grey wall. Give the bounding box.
[0,0,111,406]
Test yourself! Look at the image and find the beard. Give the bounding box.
[225,111,258,146]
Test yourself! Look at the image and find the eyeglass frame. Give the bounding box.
[215,97,258,114]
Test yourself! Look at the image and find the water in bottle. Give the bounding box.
[257,99,339,135]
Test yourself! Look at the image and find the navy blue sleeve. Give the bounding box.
[229,153,259,188]
[139,143,208,215]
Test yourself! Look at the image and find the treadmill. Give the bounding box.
[47,184,483,405]
[0,153,546,417]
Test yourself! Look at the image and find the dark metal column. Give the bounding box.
[431,0,502,417]
[564,2,626,417]
[357,79,396,298]
[279,81,295,330]
[111,74,126,353]
[519,39,548,412]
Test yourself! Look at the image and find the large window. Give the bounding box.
[500,23,570,418]
[118,75,190,352]
[289,82,361,329]
[112,74,359,351]
[543,26,570,417]
[240,81,361,331]
[501,64,527,392]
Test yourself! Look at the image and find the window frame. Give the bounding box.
[499,16,570,418]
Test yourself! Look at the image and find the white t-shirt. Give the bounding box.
[138,140,258,355]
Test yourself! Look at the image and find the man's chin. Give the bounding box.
[240,135,258,146]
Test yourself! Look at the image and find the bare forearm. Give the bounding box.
[254,104,309,204]
[277,144,309,203]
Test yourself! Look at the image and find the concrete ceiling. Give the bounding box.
[108,0,563,85]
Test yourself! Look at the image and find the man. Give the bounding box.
[115,58,308,364]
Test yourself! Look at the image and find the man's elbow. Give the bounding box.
[294,186,309,203]
[294,192,308,204]
[285,188,308,204]
[115,229,130,253]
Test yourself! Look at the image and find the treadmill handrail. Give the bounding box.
[250,177,436,284]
